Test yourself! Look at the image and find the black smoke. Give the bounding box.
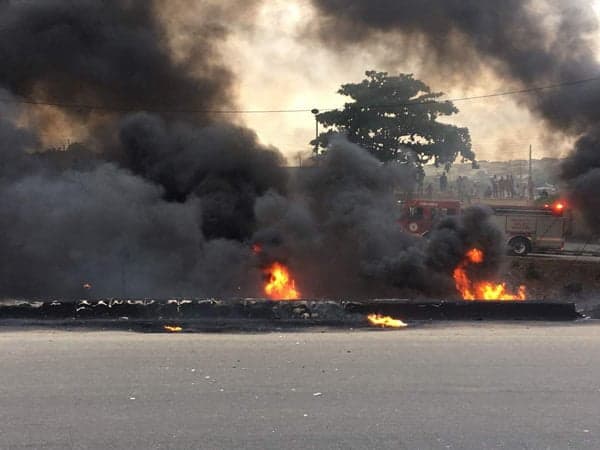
[0,0,509,299]
[0,0,231,123]
[0,0,281,298]
[561,131,600,232]
[252,138,505,299]
[310,0,599,129]
[118,113,287,240]
[0,91,41,182]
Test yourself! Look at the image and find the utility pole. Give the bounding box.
[311,109,319,155]
[519,159,523,183]
[528,144,533,201]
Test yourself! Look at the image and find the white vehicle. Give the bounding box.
[490,202,569,256]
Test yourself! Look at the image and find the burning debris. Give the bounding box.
[250,140,509,300]
[366,314,407,328]
[163,325,183,333]
[263,262,300,300]
[454,249,526,301]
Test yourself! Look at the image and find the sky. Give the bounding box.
[208,0,599,164]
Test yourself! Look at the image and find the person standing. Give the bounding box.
[509,174,516,198]
[456,176,463,200]
[425,183,433,199]
[440,172,448,193]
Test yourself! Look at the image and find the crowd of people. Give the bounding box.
[418,172,528,201]
[486,174,517,199]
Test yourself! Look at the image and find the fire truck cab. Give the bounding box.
[398,199,461,236]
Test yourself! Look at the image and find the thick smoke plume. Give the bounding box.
[310,0,599,130]
[561,130,600,233]
[0,105,267,298]
[253,138,505,299]
[0,0,277,298]
[118,113,287,240]
[0,0,509,299]
[0,0,231,123]
[310,0,600,231]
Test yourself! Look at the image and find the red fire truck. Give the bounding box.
[399,199,569,256]
[399,199,461,236]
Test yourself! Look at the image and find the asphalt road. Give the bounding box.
[2,323,600,449]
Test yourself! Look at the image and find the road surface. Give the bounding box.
[2,323,600,449]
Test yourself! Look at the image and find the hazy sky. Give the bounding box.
[209,0,600,164]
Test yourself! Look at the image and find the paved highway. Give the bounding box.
[2,323,600,449]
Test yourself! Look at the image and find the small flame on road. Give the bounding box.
[163,325,183,332]
[263,262,300,300]
[454,248,526,301]
[367,314,407,328]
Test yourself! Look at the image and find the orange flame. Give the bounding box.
[453,248,526,301]
[163,325,183,332]
[465,248,483,264]
[367,314,407,328]
[263,262,300,300]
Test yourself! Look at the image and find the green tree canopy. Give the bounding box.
[313,71,475,170]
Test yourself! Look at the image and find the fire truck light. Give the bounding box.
[551,201,566,216]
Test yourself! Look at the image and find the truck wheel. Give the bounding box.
[509,237,531,256]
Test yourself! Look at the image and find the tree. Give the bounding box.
[312,71,475,170]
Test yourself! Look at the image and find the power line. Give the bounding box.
[429,75,600,104]
[0,96,313,114]
[1,75,599,114]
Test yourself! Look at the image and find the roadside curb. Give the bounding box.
[0,299,581,323]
